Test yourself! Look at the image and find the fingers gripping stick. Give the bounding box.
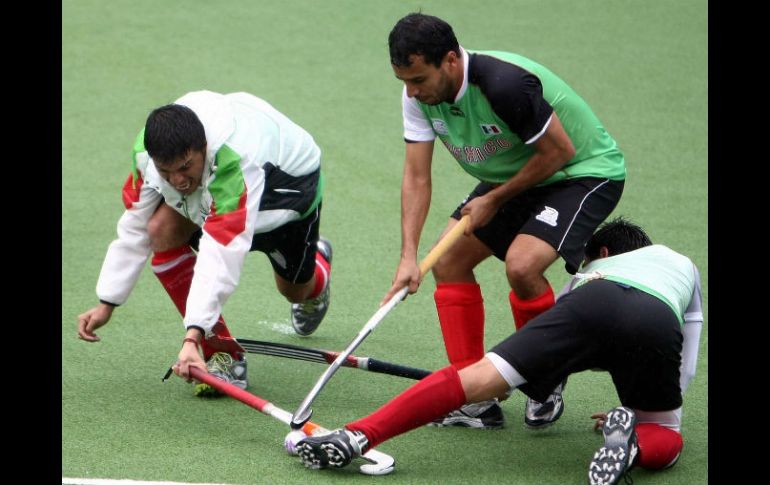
[290,215,470,429]
[188,367,395,475]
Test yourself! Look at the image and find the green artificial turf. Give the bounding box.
[62,1,707,483]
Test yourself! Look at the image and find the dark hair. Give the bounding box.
[144,104,206,164]
[584,216,652,259]
[389,13,460,68]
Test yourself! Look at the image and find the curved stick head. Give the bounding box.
[290,408,313,429]
[359,449,396,475]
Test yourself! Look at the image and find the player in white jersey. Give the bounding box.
[296,218,703,485]
[77,91,334,394]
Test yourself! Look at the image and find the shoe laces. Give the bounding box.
[207,352,235,373]
[296,289,327,312]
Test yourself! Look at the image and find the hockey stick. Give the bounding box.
[236,337,432,381]
[290,215,470,429]
[188,366,395,475]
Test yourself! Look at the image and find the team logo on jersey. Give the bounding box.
[535,206,559,227]
[449,106,465,117]
[432,119,449,135]
[480,124,502,135]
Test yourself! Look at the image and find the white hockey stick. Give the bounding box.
[290,215,470,429]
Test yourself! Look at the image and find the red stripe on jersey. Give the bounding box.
[203,187,248,246]
[121,172,144,209]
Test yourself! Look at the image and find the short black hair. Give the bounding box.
[389,13,460,68]
[585,216,652,259]
[144,104,206,164]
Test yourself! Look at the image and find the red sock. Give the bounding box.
[635,423,684,470]
[346,366,466,449]
[152,246,239,360]
[508,285,555,330]
[434,283,485,370]
[308,249,331,299]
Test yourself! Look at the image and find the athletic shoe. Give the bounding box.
[296,428,369,469]
[588,406,639,485]
[428,399,505,429]
[291,237,332,336]
[194,352,248,397]
[524,378,567,429]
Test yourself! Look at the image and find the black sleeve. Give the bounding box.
[469,54,553,143]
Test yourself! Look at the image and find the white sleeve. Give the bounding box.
[183,161,266,335]
[679,263,703,394]
[96,181,162,305]
[402,87,435,142]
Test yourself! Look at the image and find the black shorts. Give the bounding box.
[451,178,624,274]
[489,280,684,411]
[189,204,322,284]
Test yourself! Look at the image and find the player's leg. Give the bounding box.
[589,282,683,485]
[297,358,513,469]
[511,178,624,427]
[428,195,499,427]
[297,295,591,470]
[147,204,246,395]
[252,206,332,336]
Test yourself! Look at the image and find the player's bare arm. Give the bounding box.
[382,140,434,305]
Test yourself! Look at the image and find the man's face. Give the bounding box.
[155,148,206,195]
[392,52,460,105]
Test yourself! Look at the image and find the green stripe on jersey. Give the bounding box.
[131,128,145,186]
[209,143,245,214]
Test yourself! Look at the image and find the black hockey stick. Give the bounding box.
[236,337,431,381]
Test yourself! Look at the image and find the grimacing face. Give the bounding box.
[392,53,459,105]
[155,148,206,195]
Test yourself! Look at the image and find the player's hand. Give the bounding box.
[460,195,498,234]
[77,303,115,342]
[381,259,422,306]
[173,342,206,382]
[591,412,608,431]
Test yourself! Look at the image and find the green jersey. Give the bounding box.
[401,47,626,184]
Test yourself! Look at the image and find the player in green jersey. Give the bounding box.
[380,13,626,428]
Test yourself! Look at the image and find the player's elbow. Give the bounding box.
[560,140,576,162]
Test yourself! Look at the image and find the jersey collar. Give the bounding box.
[453,46,470,104]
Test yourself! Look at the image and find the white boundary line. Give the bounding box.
[63,479,234,485]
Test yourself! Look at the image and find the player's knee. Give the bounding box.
[505,259,540,288]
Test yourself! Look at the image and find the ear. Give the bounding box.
[444,50,460,67]
[599,246,610,259]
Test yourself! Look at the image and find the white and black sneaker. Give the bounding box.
[588,406,639,485]
[291,237,332,336]
[428,399,505,429]
[297,428,369,470]
[524,378,566,429]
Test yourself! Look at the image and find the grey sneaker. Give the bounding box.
[525,378,566,429]
[428,399,505,429]
[291,237,332,336]
[194,352,248,397]
[297,428,368,469]
[588,406,639,485]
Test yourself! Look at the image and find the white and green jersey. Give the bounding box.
[402,47,626,184]
[575,245,700,326]
[96,91,323,333]
[562,244,703,404]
